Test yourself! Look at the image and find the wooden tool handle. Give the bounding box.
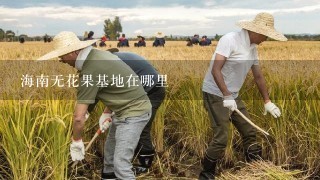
[235,109,270,136]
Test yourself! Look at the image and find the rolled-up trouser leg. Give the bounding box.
[103,112,151,180]
[203,92,231,160]
[231,97,262,161]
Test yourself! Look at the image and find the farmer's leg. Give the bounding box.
[203,92,231,159]
[135,87,165,168]
[200,92,231,179]
[103,121,117,175]
[231,97,262,162]
[113,112,151,179]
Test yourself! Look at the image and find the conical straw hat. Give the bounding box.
[155,32,165,38]
[236,12,287,41]
[37,31,98,60]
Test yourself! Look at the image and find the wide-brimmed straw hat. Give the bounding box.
[155,32,165,38]
[37,31,98,60]
[236,12,287,41]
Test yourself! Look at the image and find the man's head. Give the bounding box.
[58,50,81,67]
[37,31,97,62]
[88,31,94,38]
[236,12,287,43]
[248,31,268,45]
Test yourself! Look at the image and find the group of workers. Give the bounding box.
[37,12,286,180]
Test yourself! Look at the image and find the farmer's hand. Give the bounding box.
[70,139,85,161]
[223,95,237,111]
[263,101,281,118]
[99,112,112,133]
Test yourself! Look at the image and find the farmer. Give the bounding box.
[200,12,287,179]
[84,31,94,40]
[191,34,200,45]
[84,31,97,47]
[117,34,130,47]
[88,51,166,175]
[134,35,146,47]
[186,38,193,47]
[37,31,152,180]
[99,36,107,47]
[199,36,211,46]
[153,32,165,47]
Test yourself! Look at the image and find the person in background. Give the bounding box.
[191,34,200,45]
[84,31,97,47]
[86,31,94,40]
[199,35,212,46]
[44,34,51,43]
[134,35,146,47]
[205,36,212,46]
[153,32,165,47]
[99,35,107,47]
[117,34,130,47]
[186,38,193,46]
[19,36,25,43]
[200,12,287,179]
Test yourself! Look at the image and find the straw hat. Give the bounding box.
[236,12,287,41]
[155,32,165,38]
[37,31,98,60]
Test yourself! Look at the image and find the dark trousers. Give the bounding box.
[136,86,166,155]
[203,92,261,160]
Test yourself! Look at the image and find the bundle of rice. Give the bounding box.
[218,161,305,180]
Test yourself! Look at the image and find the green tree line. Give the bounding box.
[1,24,320,42]
[103,16,122,40]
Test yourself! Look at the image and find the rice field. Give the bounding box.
[0,40,320,179]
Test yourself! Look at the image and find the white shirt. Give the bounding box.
[202,29,259,98]
[75,46,93,70]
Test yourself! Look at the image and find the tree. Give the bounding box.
[214,34,221,41]
[113,16,122,39]
[104,19,113,38]
[103,17,123,40]
[107,20,116,40]
[6,30,15,37]
[0,28,4,41]
[5,30,15,41]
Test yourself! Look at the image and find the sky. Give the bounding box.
[0,0,319,37]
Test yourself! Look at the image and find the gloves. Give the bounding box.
[99,112,113,133]
[223,95,237,111]
[70,139,85,161]
[263,101,281,118]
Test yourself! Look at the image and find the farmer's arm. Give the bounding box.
[73,103,89,140]
[251,65,271,103]
[211,54,231,96]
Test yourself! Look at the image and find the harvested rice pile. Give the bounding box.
[218,161,305,180]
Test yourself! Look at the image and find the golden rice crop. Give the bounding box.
[0,41,319,179]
